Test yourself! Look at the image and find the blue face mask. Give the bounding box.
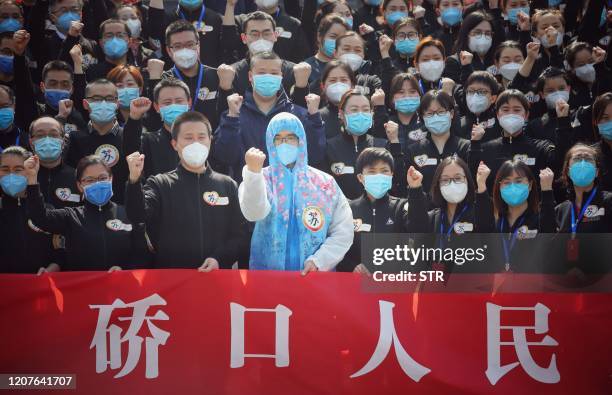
[160,103,189,126]
[601,8,608,28]
[598,120,612,140]
[57,11,81,33]
[322,38,336,57]
[253,74,282,97]
[386,11,408,26]
[424,113,451,135]
[44,89,71,110]
[83,181,113,206]
[569,160,597,187]
[118,87,140,109]
[364,174,392,199]
[34,137,63,162]
[507,7,529,25]
[345,112,373,135]
[344,16,354,29]
[441,7,462,26]
[88,101,117,124]
[548,0,561,7]
[0,18,22,34]
[0,107,14,129]
[103,37,128,60]
[394,97,420,114]
[0,173,27,197]
[395,38,418,55]
[276,143,298,166]
[365,0,382,5]
[500,183,530,206]
[0,55,13,75]
[179,0,203,10]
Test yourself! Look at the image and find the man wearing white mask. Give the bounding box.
[125,111,248,270]
[159,20,235,130]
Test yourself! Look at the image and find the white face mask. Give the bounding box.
[326,82,351,103]
[468,35,492,55]
[173,48,199,69]
[544,90,570,110]
[339,53,364,72]
[538,31,563,48]
[466,93,490,115]
[126,19,141,38]
[182,142,209,168]
[574,63,596,83]
[499,62,521,81]
[440,181,468,204]
[255,0,279,8]
[249,38,274,53]
[499,114,525,135]
[418,60,445,82]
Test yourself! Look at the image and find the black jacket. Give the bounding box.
[125,165,248,268]
[37,162,79,209]
[26,184,150,271]
[123,120,179,181]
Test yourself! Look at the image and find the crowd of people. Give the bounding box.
[1,0,611,277]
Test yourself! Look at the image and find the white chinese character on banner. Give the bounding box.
[485,302,560,385]
[230,303,292,368]
[89,294,170,379]
[350,300,430,381]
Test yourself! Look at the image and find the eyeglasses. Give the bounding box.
[439,175,466,186]
[500,178,528,187]
[247,30,275,40]
[469,30,493,38]
[168,41,198,51]
[80,175,110,185]
[273,135,299,145]
[466,89,491,96]
[423,110,449,118]
[570,155,596,164]
[102,32,129,40]
[395,32,419,40]
[86,96,118,103]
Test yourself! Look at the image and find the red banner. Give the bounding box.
[0,270,611,395]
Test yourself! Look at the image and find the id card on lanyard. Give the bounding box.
[179,4,206,31]
[567,187,598,261]
[173,64,204,111]
[434,204,469,271]
[500,215,525,272]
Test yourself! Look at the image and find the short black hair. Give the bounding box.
[171,111,211,140]
[535,67,570,93]
[564,41,592,69]
[99,18,130,39]
[165,19,198,46]
[465,71,500,95]
[242,10,276,32]
[42,60,74,83]
[495,89,529,112]
[418,90,455,118]
[355,147,394,174]
[76,155,111,181]
[430,156,475,208]
[85,78,116,98]
[153,78,191,103]
[249,50,281,69]
[321,59,355,85]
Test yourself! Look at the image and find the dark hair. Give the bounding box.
[414,37,445,67]
[99,18,130,39]
[392,17,422,39]
[242,10,276,32]
[453,11,497,63]
[355,147,394,174]
[592,92,612,132]
[107,65,144,88]
[564,41,592,69]
[336,30,364,51]
[321,59,355,85]
[430,156,475,208]
[165,19,198,45]
[249,50,281,69]
[382,0,410,26]
[316,13,349,43]
[495,89,529,112]
[561,143,601,188]
[42,60,74,83]
[29,116,63,137]
[418,90,455,118]
[114,5,143,22]
[338,89,370,112]
[317,1,352,26]
[85,78,116,98]
[0,84,14,104]
[531,9,565,37]
[76,155,111,181]
[153,78,190,103]
[535,67,570,93]
[492,160,539,217]
[493,40,522,63]
[171,111,211,140]
[388,72,420,108]
[465,71,500,95]
[0,145,30,161]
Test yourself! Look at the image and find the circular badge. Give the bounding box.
[55,188,72,201]
[302,206,325,232]
[95,144,120,167]
[331,162,345,175]
[203,191,219,206]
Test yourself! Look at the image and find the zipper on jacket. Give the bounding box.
[17,200,27,260]
[100,209,108,268]
[372,207,376,233]
[197,173,204,261]
[354,143,358,153]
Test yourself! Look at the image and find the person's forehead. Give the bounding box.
[159,86,188,100]
[246,19,274,32]
[0,154,24,167]
[0,37,13,49]
[46,70,72,81]
[473,21,492,31]
[117,8,136,18]
[32,118,62,133]
[82,164,109,177]
[441,162,464,175]
[500,48,522,57]
[0,88,11,102]
[365,160,391,170]
[252,58,282,69]
[179,121,209,135]
[571,147,594,157]
[103,22,126,34]
[276,130,297,136]
[327,67,350,80]
[169,30,198,45]
[544,76,566,87]
[90,83,117,95]
[346,95,369,106]
[339,36,362,47]
[421,45,442,56]
[538,14,561,26]
[0,4,20,13]
[468,81,490,90]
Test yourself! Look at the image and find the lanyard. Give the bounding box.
[173,63,204,111]
[418,78,442,95]
[570,186,598,236]
[179,4,206,30]
[439,204,469,247]
[500,214,526,271]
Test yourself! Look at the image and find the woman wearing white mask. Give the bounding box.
[413,37,448,94]
[405,90,470,196]
[493,41,525,89]
[445,11,500,85]
[115,5,155,68]
[564,41,611,110]
[406,156,491,273]
[319,60,356,138]
[333,31,382,97]
[528,9,565,80]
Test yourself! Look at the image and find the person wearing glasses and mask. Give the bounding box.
[65,79,128,203]
[25,154,150,273]
[126,111,248,271]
